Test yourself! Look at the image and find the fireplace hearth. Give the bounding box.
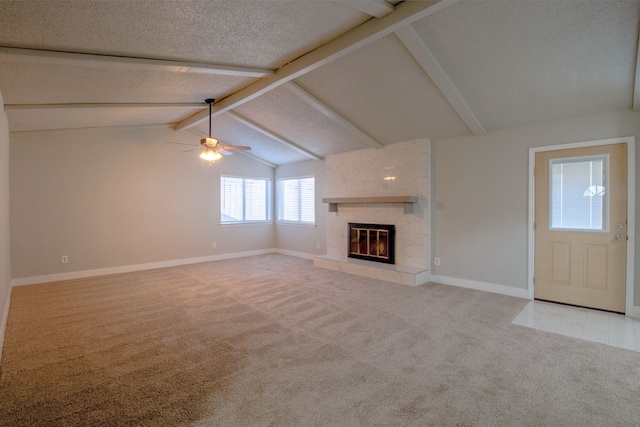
[348,223,395,264]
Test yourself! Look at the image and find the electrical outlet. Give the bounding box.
[61,255,69,264]
[316,243,320,249]
[434,257,440,266]
[212,242,217,249]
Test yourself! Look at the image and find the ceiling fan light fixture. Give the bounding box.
[199,149,222,162]
[202,137,218,146]
[166,98,250,160]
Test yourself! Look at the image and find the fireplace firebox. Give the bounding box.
[348,223,395,264]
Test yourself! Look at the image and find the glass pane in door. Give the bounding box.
[550,155,607,231]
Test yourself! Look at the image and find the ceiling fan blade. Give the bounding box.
[182,148,201,153]
[217,149,234,156]
[217,145,251,151]
[166,141,199,147]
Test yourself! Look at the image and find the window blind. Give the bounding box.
[277,177,315,224]
[550,156,606,230]
[221,176,271,223]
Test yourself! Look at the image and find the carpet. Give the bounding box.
[1,254,638,426]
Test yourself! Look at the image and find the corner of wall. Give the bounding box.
[628,305,640,320]
[0,89,11,365]
[0,287,10,365]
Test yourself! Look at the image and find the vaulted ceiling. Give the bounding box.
[1,0,639,166]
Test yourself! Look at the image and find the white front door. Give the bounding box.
[534,143,627,312]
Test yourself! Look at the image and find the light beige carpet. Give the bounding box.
[1,254,639,426]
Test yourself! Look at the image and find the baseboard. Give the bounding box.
[0,286,11,366]
[11,249,277,287]
[274,249,316,260]
[626,305,640,319]
[429,275,640,318]
[429,274,529,299]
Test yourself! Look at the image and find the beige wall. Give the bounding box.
[7,107,640,308]
[274,159,327,257]
[10,126,275,279]
[432,109,640,306]
[0,91,11,360]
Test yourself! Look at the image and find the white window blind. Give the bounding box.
[277,177,315,224]
[550,155,607,231]
[221,176,271,223]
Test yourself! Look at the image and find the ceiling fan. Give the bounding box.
[167,98,251,162]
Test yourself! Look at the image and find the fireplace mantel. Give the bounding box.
[322,196,419,214]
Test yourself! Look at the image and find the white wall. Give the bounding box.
[10,126,275,281]
[432,109,640,306]
[275,159,327,257]
[0,91,11,362]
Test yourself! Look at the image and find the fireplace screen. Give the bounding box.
[348,223,395,264]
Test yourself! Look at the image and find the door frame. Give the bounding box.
[528,136,636,315]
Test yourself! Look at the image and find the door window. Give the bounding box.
[549,155,608,231]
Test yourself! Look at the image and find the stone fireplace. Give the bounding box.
[313,139,430,286]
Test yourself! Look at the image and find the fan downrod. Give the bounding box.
[204,98,216,139]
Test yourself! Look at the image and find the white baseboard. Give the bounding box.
[626,305,640,319]
[274,249,316,260]
[429,275,640,318]
[11,249,277,287]
[0,286,11,365]
[429,274,530,299]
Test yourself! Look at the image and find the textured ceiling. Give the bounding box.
[412,0,639,132]
[233,85,370,157]
[197,114,312,166]
[0,61,253,104]
[0,0,638,166]
[0,0,369,68]
[7,106,203,133]
[295,33,470,143]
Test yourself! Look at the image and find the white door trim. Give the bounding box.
[528,136,636,315]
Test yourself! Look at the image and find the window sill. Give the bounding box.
[276,221,316,227]
[220,221,273,226]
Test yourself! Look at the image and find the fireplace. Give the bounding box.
[348,223,395,264]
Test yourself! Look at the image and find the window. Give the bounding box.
[550,155,608,231]
[221,176,271,223]
[277,177,315,224]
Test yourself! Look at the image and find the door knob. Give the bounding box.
[615,233,626,241]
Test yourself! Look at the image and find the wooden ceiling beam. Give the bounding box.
[175,0,459,131]
[335,0,395,18]
[0,46,274,78]
[4,103,205,110]
[394,25,486,136]
[284,82,383,149]
[226,111,323,161]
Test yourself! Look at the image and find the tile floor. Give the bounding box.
[512,300,640,352]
